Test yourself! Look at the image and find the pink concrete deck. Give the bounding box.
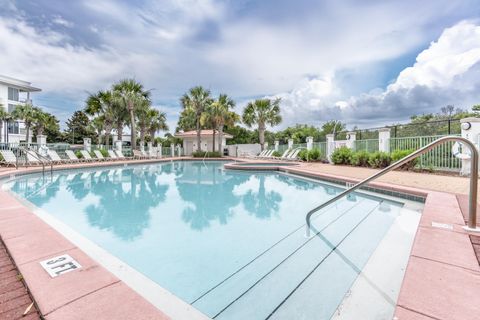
[1,158,480,319]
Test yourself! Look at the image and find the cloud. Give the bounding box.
[277,21,480,128]
[52,16,74,28]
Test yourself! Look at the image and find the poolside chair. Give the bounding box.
[80,150,96,162]
[108,150,120,161]
[273,149,292,160]
[0,150,17,167]
[259,150,274,158]
[115,150,128,160]
[133,150,146,159]
[47,149,67,164]
[285,149,301,161]
[93,150,107,161]
[65,150,82,163]
[26,150,41,165]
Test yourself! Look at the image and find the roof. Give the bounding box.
[0,75,41,92]
[174,130,233,139]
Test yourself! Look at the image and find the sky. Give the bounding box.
[0,0,479,133]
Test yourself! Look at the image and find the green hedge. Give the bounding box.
[192,151,222,158]
[299,148,324,161]
[331,148,417,170]
[331,146,353,165]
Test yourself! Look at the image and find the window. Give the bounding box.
[8,87,19,101]
[8,121,19,134]
[7,104,17,113]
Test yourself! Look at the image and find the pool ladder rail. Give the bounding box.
[305,136,480,236]
[15,146,54,176]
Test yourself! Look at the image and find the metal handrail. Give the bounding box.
[306,136,479,236]
[16,146,53,176]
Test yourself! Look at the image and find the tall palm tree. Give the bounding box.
[212,94,238,153]
[180,86,212,152]
[33,108,56,137]
[85,90,122,146]
[147,109,169,142]
[200,105,219,152]
[113,79,151,149]
[242,98,282,150]
[11,103,36,145]
[136,100,153,149]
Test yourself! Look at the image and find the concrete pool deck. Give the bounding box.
[0,157,479,319]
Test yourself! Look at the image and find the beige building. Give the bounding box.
[175,130,233,155]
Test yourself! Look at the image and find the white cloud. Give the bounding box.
[52,16,74,28]
[276,21,480,128]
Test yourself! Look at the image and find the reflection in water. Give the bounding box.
[242,175,283,219]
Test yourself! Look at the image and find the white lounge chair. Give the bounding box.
[0,150,17,167]
[93,150,107,161]
[133,150,146,159]
[108,150,120,161]
[80,150,96,162]
[26,150,41,165]
[65,150,82,163]
[285,149,301,161]
[273,149,292,160]
[47,149,67,164]
[259,150,274,158]
[115,150,127,160]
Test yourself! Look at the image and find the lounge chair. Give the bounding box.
[258,150,274,158]
[65,150,82,163]
[0,150,17,167]
[285,149,301,161]
[26,150,41,165]
[108,150,120,161]
[133,150,146,159]
[79,150,96,162]
[115,150,128,160]
[273,149,292,160]
[93,150,107,161]
[47,149,67,164]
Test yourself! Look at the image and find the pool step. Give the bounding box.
[192,197,387,319]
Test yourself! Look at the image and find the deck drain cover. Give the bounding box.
[40,254,82,278]
[431,222,453,230]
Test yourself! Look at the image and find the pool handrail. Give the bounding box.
[305,136,479,236]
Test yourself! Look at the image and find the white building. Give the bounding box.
[0,75,41,143]
[175,130,233,155]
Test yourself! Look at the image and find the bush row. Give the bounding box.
[192,151,222,158]
[331,147,417,170]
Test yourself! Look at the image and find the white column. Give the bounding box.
[37,135,47,146]
[460,118,480,176]
[306,136,314,151]
[147,142,153,156]
[288,139,293,149]
[177,144,182,157]
[274,140,279,152]
[115,140,122,153]
[326,134,335,163]
[378,128,390,153]
[158,144,163,158]
[346,132,356,149]
[83,138,91,152]
[264,142,269,149]
[170,143,175,157]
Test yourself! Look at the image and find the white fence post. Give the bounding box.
[158,144,162,158]
[170,143,175,157]
[264,142,269,150]
[378,128,390,153]
[326,134,335,163]
[177,144,182,157]
[346,132,356,149]
[83,138,91,152]
[460,117,480,176]
[147,142,153,156]
[274,140,279,152]
[307,136,313,151]
[115,140,122,153]
[288,139,293,150]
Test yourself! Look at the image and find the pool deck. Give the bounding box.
[0,157,479,319]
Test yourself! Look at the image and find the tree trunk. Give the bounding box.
[116,120,123,140]
[196,116,201,152]
[25,124,30,146]
[0,121,3,143]
[105,125,112,146]
[259,122,265,150]
[149,129,156,143]
[218,124,224,155]
[129,107,136,149]
[212,129,215,153]
[140,127,146,150]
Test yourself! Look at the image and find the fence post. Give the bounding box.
[307,136,313,151]
[378,128,390,153]
[326,134,335,163]
[288,139,293,150]
[265,142,269,150]
[147,142,153,156]
[170,143,175,157]
[346,131,356,150]
[115,140,122,153]
[274,140,279,152]
[83,138,91,152]
[158,144,162,158]
[460,117,480,175]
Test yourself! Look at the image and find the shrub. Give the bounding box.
[391,149,417,170]
[192,151,222,158]
[350,150,370,167]
[308,148,321,161]
[0,153,3,162]
[271,151,281,157]
[75,150,83,158]
[331,146,353,165]
[368,151,391,168]
[298,149,309,161]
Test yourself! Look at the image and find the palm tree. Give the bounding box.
[33,108,56,137]
[242,98,282,150]
[136,100,153,149]
[11,103,35,145]
[0,107,8,143]
[147,109,169,142]
[113,79,151,149]
[212,94,237,153]
[85,90,118,145]
[201,105,219,152]
[180,86,212,152]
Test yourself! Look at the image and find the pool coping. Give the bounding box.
[0,157,479,319]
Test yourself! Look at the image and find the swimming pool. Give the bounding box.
[3,161,421,319]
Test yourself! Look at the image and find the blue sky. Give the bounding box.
[1,0,479,132]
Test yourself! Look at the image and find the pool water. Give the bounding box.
[4,161,419,319]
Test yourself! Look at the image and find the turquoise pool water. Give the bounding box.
[4,161,412,319]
